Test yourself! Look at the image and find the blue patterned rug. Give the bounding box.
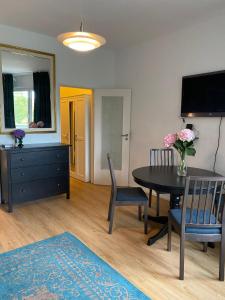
[0,232,150,299]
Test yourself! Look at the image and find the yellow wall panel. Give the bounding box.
[60,86,92,98]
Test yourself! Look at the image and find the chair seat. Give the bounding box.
[170,208,221,234]
[117,187,148,203]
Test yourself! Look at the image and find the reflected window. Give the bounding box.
[13,90,34,128]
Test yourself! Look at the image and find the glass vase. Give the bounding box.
[177,153,187,176]
[17,137,24,148]
[14,137,18,147]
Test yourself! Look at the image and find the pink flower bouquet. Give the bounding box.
[164,129,196,157]
[164,129,196,175]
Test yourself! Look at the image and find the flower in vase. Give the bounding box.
[164,133,177,148]
[163,128,197,176]
[163,129,196,157]
[12,129,25,148]
[177,129,195,142]
[12,129,25,139]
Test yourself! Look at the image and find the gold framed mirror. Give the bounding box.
[0,44,56,133]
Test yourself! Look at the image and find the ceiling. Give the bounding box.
[0,0,225,49]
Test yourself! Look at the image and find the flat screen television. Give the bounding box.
[181,70,225,117]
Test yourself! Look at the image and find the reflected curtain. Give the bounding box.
[2,73,15,128]
[33,72,51,128]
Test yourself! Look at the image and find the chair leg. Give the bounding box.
[107,192,113,221]
[219,235,225,281]
[167,213,172,251]
[149,189,152,207]
[156,192,160,216]
[203,243,208,253]
[179,236,185,280]
[108,204,116,234]
[138,206,142,221]
[144,204,148,234]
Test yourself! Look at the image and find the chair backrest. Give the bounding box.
[181,176,225,232]
[150,148,174,167]
[107,153,117,194]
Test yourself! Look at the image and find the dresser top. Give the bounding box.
[0,143,70,152]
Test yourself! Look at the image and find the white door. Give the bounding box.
[74,95,90,182]
[94,89,131,186]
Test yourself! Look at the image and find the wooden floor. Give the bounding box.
[0,179,224,300]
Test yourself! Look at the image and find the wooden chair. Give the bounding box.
[167,176,225,280]
[149,148,174,216]
[107,153,148,234]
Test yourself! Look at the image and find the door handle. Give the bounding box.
[121,134,129,140]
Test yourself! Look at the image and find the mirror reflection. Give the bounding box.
[0,45,55,132]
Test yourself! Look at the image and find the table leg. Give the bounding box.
[147,215,168,224]
[147,224,168,246]
[170,193,181,209]
[147,192,181,246]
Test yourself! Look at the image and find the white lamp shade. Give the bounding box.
[57,31,106,52]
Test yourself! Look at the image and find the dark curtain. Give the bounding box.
[2,73,15,128]
[33,72,51,128]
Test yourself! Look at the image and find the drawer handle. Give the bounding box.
[20,158,25,161]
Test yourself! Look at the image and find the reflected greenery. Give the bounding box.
[13,91,29,128]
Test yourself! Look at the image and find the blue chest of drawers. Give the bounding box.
[0,143,70,212]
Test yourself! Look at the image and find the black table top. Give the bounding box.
[132,166,221,194]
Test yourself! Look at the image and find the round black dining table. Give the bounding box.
[132,166,221,246]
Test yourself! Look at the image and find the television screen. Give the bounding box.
[181,71,225,117]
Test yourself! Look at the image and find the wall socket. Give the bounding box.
[186,123,193,130]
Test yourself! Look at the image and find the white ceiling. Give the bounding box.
[0,0,225,49]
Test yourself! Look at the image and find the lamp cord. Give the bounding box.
[213,116,223,172]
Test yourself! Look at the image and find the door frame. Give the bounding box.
[59,85,94,183]
[60,85,132,185]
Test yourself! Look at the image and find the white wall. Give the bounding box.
[115,14,225,182]
[0,24,115,145]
